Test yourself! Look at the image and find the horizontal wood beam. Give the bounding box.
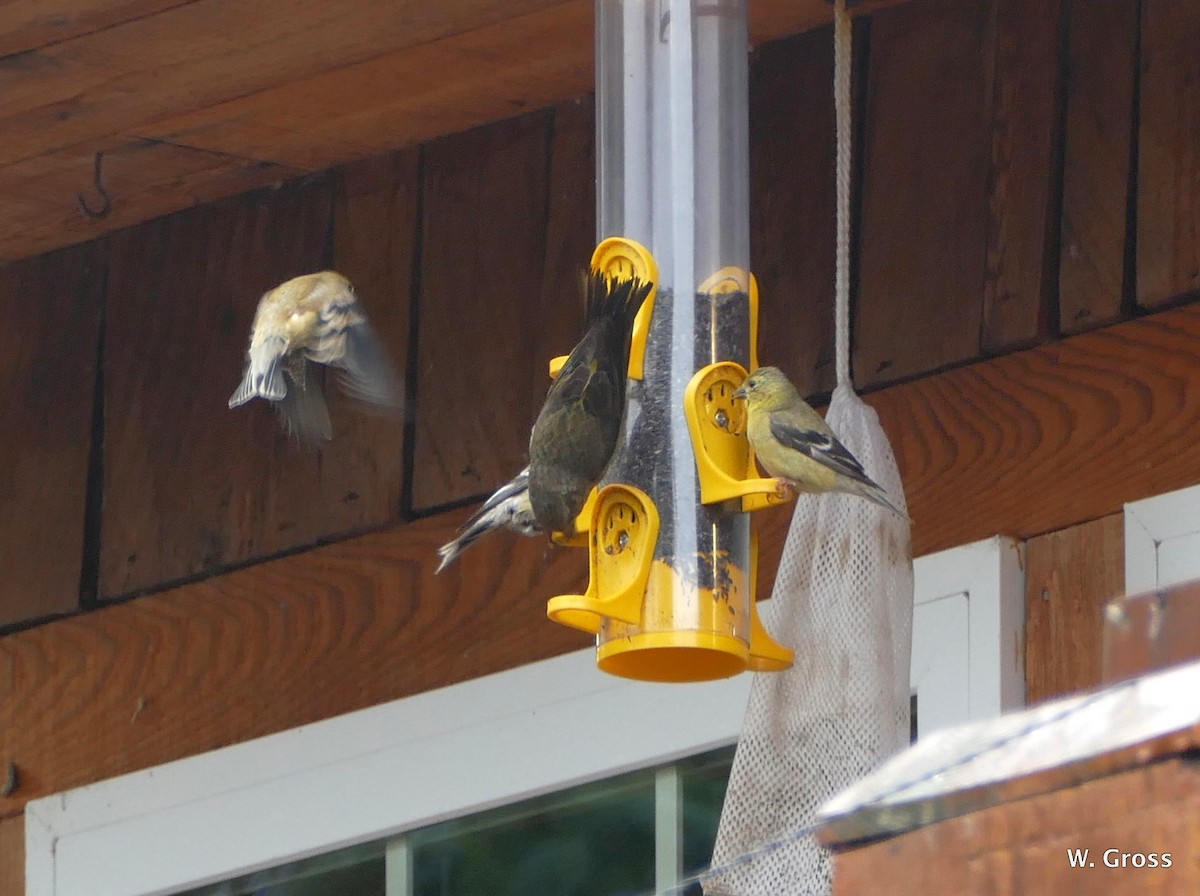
[4,301,1200,819]
[874,302,1200,554]
[0,138,301,265]
[0,0,907,263]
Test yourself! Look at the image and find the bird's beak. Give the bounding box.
[732,385,748,401]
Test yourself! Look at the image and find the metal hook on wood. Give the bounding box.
[77,151,112,219]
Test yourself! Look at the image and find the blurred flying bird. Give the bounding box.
[435,466,541,573]
[228,271,401,440]
[733,366,906,517]
[527,272,652,534]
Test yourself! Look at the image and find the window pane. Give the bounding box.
[679,745,736,893]
[412,769,656,896]
[177,843,384,896]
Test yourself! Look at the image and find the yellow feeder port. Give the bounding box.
[545,242,793,681]
[547,482,659,634]
[549,0,793,681]
[683,360,791,512]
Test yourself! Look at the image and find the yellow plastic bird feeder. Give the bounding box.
[546,0,793,682]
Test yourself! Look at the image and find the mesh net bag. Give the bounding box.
[704,4,914,893]
[704,386,913,894]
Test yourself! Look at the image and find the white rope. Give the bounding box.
[833,0,853,389]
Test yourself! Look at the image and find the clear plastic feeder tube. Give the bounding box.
[596,0,755,679]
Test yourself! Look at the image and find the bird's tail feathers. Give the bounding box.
[228,337,287,407]
[585,270,653,333]
[435,523,486,574]
[851,479,909,521]
[435,505,512,574]
[436,469,538,573]
[274,365,333,442]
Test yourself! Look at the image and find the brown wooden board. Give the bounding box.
[832,757,1200,895]
[1024,514,1124,705]
[0,241,104,628]
[0,138,300,265]
[7,302,1200,815]
[0,813,21,896]
[0,0,904,168]
[133,3,596,173]
[982,0,1065,352]
[748,29,837,398]
[1137,0,1200,309]
[865,303,1200,560]
[0,0,566,168]
[530,97,595,415]
[0,510,589,818]
[855,0,995,387]
[0,0,191,56]
[330,148,421,511]
[0,1,911,267]
[100,176,408,598]
[1058,0,1138,334]
[411,111,553,511]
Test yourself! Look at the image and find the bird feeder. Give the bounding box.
[546,0,793,682]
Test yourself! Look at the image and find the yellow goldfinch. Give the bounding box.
[527,272,651,534]
[733,366,906,517]
[435,466,540,573]
[228,271,401,440]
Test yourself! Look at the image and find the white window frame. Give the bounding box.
[26,536,1025,896]
[1124,482,1200,592]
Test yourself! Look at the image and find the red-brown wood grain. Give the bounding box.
[0,509,589,819]
[867,303,1200,559]
[0,138,301,266]
[0,813,22,896]
[1024,514,1124,705]
[1058,0,1138,334]
[748,29,838,398]
[855,0,995,387]
[331,148,422,515]
[530,97,595,416]
[833,757,1200,895]
[412,111,553,511]
[982,0,1064,352]
[1137,0,1200,309]
[0,242,104,627]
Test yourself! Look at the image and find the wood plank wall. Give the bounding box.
[1,1,1198,890]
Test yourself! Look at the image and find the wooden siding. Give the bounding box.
[1024,514,1125,705]
[6,299,1200,821]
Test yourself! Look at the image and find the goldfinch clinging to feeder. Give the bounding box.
[435,466,541,573]
[527,272,652,534]
[228,270,402,441]
[733,366,906,518]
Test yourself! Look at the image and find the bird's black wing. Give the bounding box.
[548,353,622,429]
[768,417,877,486]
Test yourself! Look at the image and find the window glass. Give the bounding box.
[177,748,736,896]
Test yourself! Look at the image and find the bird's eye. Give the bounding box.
[747,379,757,388]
